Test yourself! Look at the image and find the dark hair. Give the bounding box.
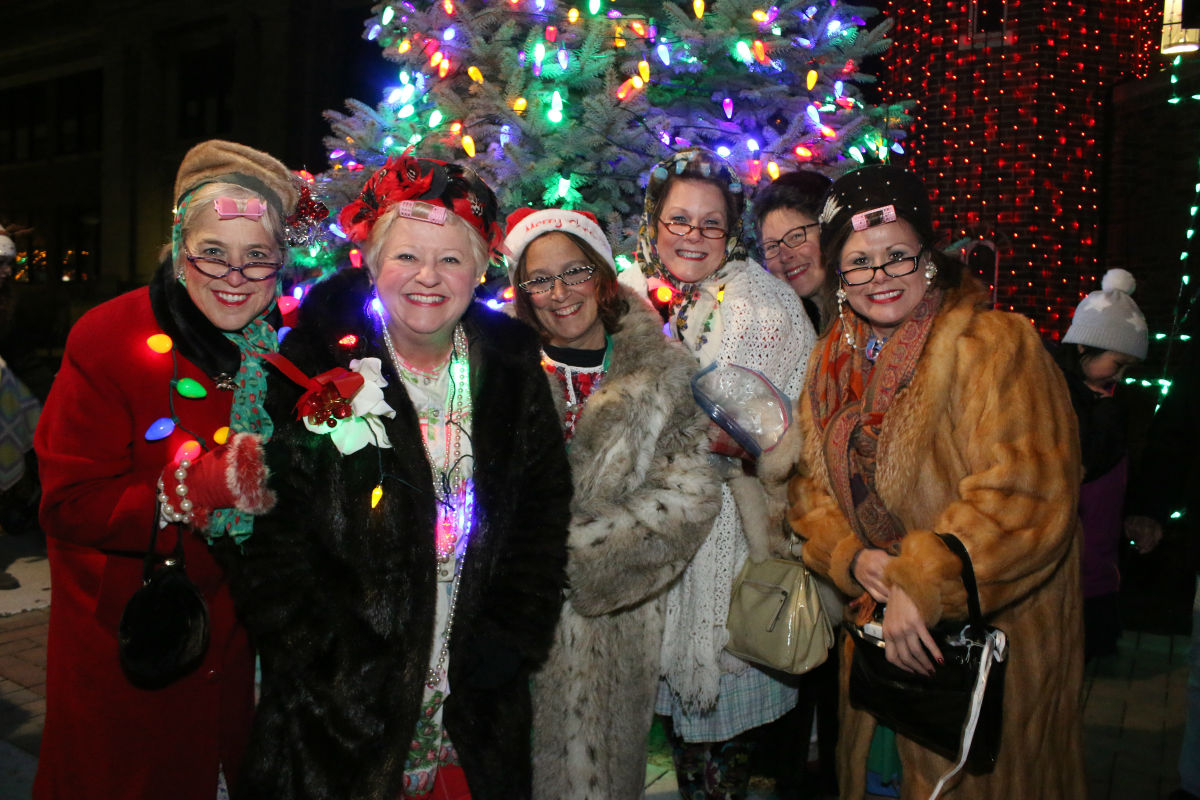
[816,222,964,336]
[512,231,628,341]
[1052,341,1108,381]
[751,170,832,242]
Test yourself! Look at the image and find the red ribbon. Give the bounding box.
[262,353,365,428]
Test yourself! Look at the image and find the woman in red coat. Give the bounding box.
[33,140,301,799]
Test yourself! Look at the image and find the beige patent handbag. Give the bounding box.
[725,557,834,674]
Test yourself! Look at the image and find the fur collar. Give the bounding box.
[148,257,282,381]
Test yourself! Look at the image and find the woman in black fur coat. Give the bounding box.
[216,157,572,800]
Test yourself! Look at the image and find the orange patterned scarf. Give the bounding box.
[808,288,943,548]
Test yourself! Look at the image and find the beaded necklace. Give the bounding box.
[380,319,473,689]
[540,337,612,442]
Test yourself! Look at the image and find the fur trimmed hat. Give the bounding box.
[503,208,617,275]
[1062,268,1148,359]
[174,140,299,217]
[0,225,14,259]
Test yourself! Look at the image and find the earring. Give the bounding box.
[924,260,938,282]
[836,286,855,348]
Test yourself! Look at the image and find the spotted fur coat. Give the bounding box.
[530,290,721,800]
[782,282,1085,799]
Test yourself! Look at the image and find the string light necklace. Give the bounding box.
[379,316,473,688]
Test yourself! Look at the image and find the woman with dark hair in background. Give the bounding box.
[753,170,833,329]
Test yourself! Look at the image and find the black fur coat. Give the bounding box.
[221,269,572,800]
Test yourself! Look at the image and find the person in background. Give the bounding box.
[503,206,721,799]
[0,223,41,590]
[751,169,841,798]
[196,156,572,800]
[1054,267,1162,661]
[639,146,815,800]
[33,140,299,799]
[753,170,833,329]
[787,164,1084,797]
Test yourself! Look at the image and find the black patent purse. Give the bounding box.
[118,511,210,689]
[847,533,1007,795]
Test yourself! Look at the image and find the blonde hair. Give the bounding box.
[173,182,287,278]
[362,205,489,277]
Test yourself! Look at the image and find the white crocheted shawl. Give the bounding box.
[659,259,815,711]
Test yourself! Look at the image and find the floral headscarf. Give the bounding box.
[636,147,748,291]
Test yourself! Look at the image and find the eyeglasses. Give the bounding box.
[184,250,283,282]
[838,249,925,286]
[657,218,728,240]
[761,223,820,260]
[518,264,597,294]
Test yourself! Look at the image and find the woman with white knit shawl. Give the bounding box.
[640,147,815,799]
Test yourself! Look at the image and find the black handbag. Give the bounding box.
[118,512,210,689]
[847,533,1007,793]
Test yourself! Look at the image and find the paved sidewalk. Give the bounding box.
[0,603,1189,799]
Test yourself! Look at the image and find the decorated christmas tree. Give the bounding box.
[305,0,911,274]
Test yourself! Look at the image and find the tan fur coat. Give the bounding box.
[783,283,1085,799]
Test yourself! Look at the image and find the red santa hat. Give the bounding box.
[502,208,616,276]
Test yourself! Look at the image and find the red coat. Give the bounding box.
[33,286,254,800]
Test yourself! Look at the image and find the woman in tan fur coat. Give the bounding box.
[503,207,721,799]
[783,166,1084,798]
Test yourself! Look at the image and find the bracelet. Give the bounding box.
[156,459,194,525]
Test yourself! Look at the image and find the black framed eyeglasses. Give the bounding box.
[518,264,597,294]
[657,218,728,240]
[761,222,820,259]
[184,250,283,282]
[838,249,925,286]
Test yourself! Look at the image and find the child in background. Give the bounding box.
[1055,268,1162,660]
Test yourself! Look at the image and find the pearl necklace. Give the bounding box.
[381,323,472,562]
[380,318,473,688]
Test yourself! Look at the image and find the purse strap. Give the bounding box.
[935,533,985,635]
[143,508,187,583]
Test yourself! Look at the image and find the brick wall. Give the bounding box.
[879,0,1160,339]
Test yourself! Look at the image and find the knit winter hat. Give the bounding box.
[1062,268,1148,359]
[503,208,617,275]
[174,139,299,217]
[818,165,934,253]
[0,225,14,259]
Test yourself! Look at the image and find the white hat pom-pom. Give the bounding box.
[1102,268,1136,295]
